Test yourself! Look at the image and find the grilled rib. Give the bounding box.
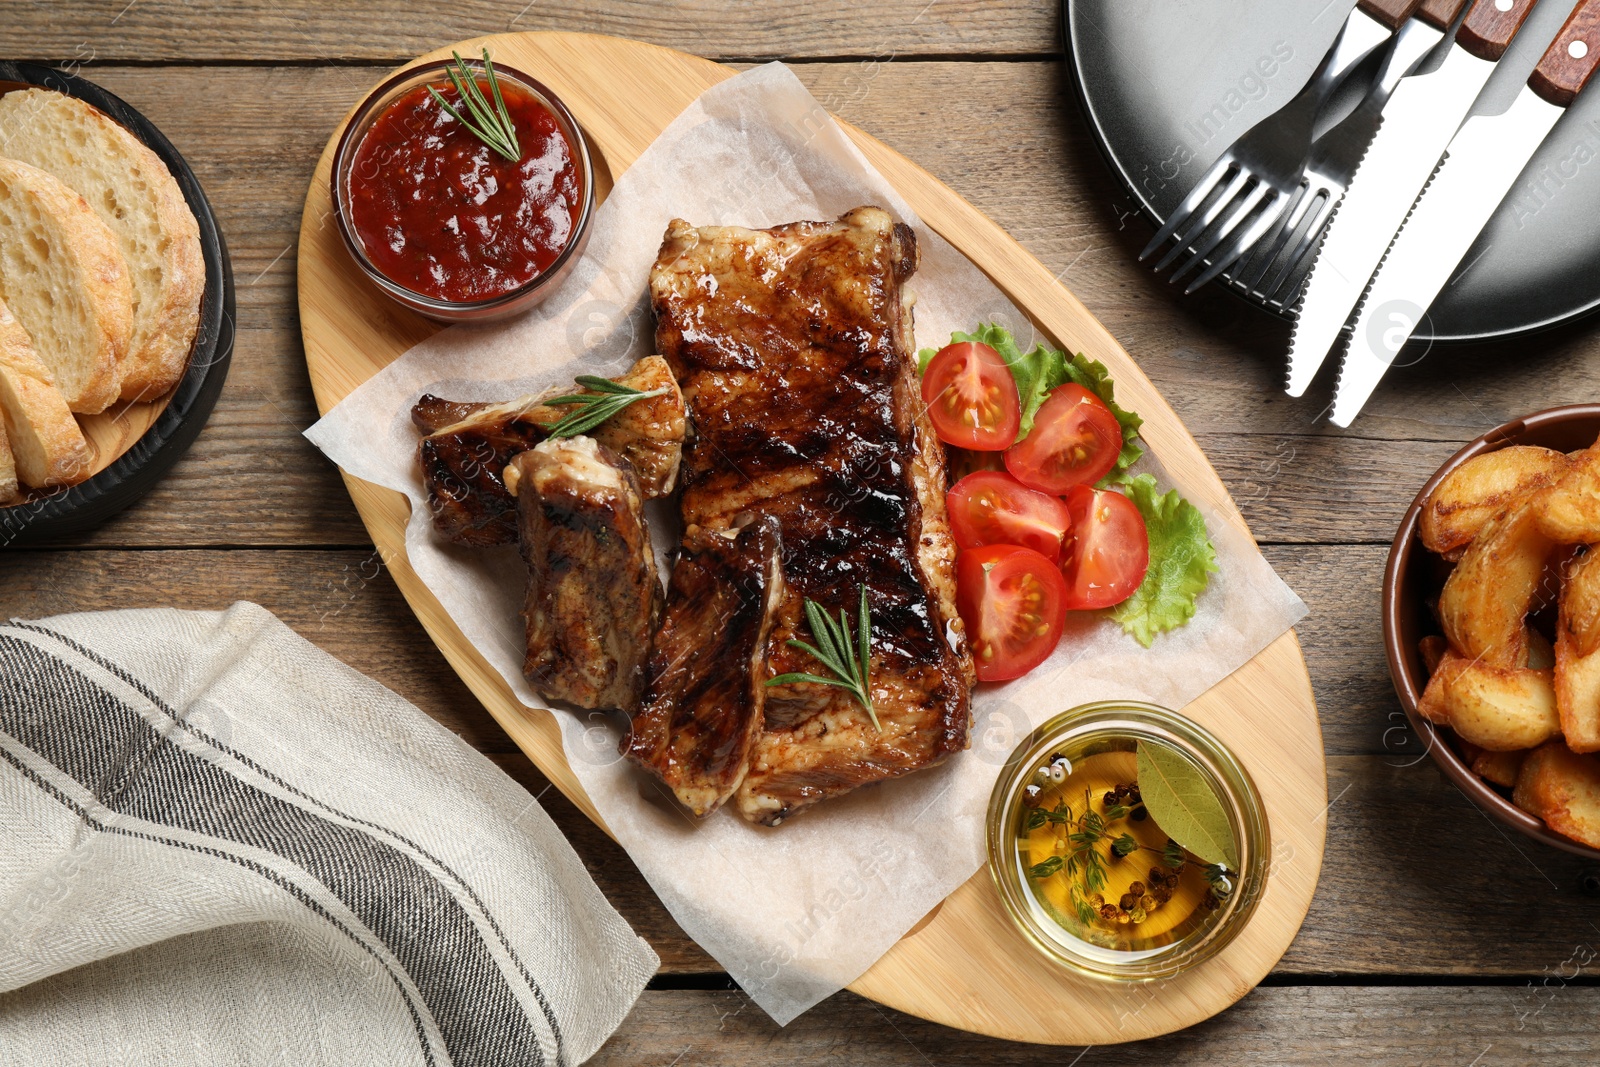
[624,515,785,816]
[649,206,973,825]
[508,437,662,712]
[416,356,686,546]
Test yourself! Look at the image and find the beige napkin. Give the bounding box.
[0,603,656,1066]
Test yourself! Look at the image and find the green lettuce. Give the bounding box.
[918,324,1144,482]
[1109,475,1219,647]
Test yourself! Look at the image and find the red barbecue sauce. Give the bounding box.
[347,78,581,303]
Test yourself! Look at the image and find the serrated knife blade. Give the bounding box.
[1331,0,1600,426]
[1285,0,1537,397]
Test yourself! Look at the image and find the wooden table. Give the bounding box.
[7,4,1599,1062]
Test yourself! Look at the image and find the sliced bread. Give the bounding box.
[0,296,92,488]
[0,157,130,413]
[0,89,203,402]
[0,412,18,505]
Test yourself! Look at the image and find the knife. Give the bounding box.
[1285,0,1540,397]
[1331,0,1600,426]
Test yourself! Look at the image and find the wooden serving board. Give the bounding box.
[298,32,1326,1045]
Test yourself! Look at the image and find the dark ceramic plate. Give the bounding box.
[1064,0,1600,342]
[0,62,233,545]
[1384,405,1600,861]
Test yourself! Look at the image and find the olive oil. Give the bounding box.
[1014,740,1231,961]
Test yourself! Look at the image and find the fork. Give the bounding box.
[1138,2,1410,291]
[1227,14,1448,304]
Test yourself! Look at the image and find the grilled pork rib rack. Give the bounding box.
[647,206,974,824]
[414,355,685,546]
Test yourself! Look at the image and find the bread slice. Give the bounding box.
[0,296,92,488]
[0,89,203,402]
[0,157,130,413]
[0,413,18,505]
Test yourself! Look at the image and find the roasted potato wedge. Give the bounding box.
[1421,445,1567,559]
[1537,443,1600,543]
[1417,650,1560,751]
[1438,495,1557,668]
[1472,748,1527,788]
[1513,742,1600,848]
[1561,550,1600,659]
[1419,634,1448,674]
[1557,552,1600,753]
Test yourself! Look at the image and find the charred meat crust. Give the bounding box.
[623,515,785,817]
[648,206,973,825]
[415,356,687,546]
[511,437,663,713]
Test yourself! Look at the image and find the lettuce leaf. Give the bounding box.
[1109,474,1219,647]
[918,323,1143,480]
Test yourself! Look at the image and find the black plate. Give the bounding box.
[0,62,233,545]
[1064,0,1600,342]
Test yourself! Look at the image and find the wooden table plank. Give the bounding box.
[6,548,1600,979]
[10,2,1059,63]
[595,986,1599,1065]
[7,20,1600,1056]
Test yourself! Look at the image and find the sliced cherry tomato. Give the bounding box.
[1060,485,1150,610]
[947,471,1072,560]
[956,544,1069,682]
[921,342,1021,451]
[1004,383,1121,493]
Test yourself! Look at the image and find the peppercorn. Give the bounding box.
[1129,905,1148,923]
[1022,783,1043,808]
[1131,807,1148,822]
[1152,884,1173,905]
[1128,881,1146,897]
[1140,893,1158,912]
[1120,892,1139,911]
[1115,909,1131,925]
[1099,904,1120,922]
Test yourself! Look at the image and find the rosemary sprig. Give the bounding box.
[765,584,880,731]
[428,49,522,163]
[543,375,669,439]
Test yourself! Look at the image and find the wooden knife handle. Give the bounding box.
[1358,0,1426,30]
[1530,1,1600,106]
[1457,0,1539,62]
[1418,0,1469,30]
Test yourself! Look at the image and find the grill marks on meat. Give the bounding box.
[624,516,785,816]
[416,356,686,546]
[509,437,663,712]
[649,206,973,825]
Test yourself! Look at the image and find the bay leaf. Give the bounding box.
[1135,741,1238,869]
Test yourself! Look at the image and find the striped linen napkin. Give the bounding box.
[0,602,656,1067]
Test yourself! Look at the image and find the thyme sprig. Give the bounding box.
[543,376,669,439]
[766,584,879,731]
[429,49,522,163]
[1025,782,1235,927]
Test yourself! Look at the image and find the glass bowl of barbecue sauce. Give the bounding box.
[986,702,1269,983]
[331,54,594,322]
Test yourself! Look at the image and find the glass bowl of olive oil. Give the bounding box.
[985,701,1268,982]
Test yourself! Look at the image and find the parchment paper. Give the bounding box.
[306,63,1307,1024]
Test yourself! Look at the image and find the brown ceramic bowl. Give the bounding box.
[1384,405,1600,860]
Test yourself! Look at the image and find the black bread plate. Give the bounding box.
[0,61,233,545]
[1065,0,1600,342]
